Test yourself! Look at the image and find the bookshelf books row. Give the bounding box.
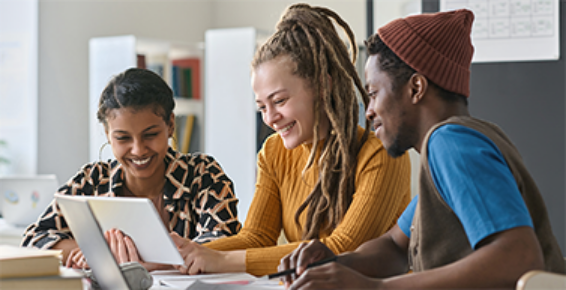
[0,245,84,289]
[137,54,201,100]
[172,114,197,154]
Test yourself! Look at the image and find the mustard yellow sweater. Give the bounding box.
[205,127,411,276]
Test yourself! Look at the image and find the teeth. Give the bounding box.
[279,122,294,133]
[132,157,151,165]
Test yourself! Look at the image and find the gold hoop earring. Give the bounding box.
[99,142,110,163]
[170,135,179,151]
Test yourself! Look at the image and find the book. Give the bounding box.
[0,266,84,290]
[172,58,201,100]
[181,115,195,153]
[136,54,146,69]
[0,245,61,279]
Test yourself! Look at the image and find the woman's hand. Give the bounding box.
[278,240,336,287]
[105,228,171,272]
[170,232,231,275]
[65,247,89,269]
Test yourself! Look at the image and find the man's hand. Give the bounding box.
[278,240,335,287]
[289,261,382,290]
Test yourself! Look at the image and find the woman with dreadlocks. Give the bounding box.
[171,3,411,276]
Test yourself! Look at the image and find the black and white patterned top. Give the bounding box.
[21,147,242,249]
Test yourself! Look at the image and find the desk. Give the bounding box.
[0,218,25,246]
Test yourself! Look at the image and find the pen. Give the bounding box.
[266,256,338,280]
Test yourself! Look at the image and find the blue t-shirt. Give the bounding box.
[397,124,533,249]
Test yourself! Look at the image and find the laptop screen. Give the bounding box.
[0,175,58,227]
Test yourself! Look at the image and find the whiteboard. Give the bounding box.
[0,0,38,175]
[441,0,560,63]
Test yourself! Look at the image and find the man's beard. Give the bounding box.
[385,121,415,158]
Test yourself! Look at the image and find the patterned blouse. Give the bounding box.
[21,147,242,249]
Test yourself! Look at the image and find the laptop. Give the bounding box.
[0,175,59,227]
[56,195,185,289]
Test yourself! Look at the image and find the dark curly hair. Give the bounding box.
[97,68,175,127]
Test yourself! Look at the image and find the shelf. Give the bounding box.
[174,98,203,117]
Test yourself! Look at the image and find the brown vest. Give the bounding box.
[409,116,564,273]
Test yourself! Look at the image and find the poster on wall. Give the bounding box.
[0,0,38,175]
[440,0,559,63]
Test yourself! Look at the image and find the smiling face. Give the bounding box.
[365,54,417,158]
[252,56,330,150]
[105,107,173,183]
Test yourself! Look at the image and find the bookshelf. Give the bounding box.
[88,35,204,162]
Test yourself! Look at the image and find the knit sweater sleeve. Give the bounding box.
[206,133,411,276]
[204,135,284,252]
[244,136,411,276]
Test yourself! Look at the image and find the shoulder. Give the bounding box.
[166,150,231,186]
[61,160,115,195]
[73,160,114,181]
[258,133,292,164]
[428,124,501,156]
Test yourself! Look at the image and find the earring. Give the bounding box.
[99,142,110,162]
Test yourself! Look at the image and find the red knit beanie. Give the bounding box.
[377,9,474,97]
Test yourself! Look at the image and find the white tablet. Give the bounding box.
[56,195,184,266]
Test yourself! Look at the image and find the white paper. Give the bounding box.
[440,0,560,62]
[151,271,283,289]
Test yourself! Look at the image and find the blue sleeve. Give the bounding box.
[397,195,418,238]
[428,124,533,249]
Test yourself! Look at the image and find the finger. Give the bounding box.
[187,259,203,275]
[116,230,129,263]
[278,254,293,286]
[107,229,117,254]
[289,268,326,290]
[76,253,88,269]
[176,264,189,275]
[170,232,184,247]
[297,240,327,275]
[65,250,75,267]
[124,235,140,262]
[296,242,314,275]
[290,243,309,278]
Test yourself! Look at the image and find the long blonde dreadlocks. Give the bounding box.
[251,3,371,239]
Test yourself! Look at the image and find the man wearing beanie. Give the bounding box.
[277,9,565,289]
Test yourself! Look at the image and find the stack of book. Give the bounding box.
[171,58,201,100]
[0,245,84,289]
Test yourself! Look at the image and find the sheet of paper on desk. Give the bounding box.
[186,280,283,289]
[151,271,283,289]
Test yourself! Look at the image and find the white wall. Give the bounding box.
[38,0,213,182]
[211,0,366,42]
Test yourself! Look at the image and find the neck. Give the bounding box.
[124,164,167,199]
[414,102,470,153]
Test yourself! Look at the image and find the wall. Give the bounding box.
[38,0,213,182]
[211,0,366,40]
